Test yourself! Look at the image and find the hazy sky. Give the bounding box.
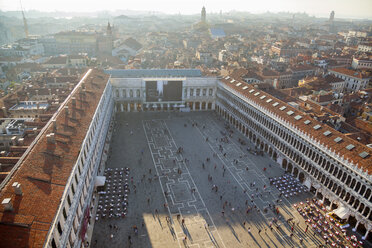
[1,0,372,19]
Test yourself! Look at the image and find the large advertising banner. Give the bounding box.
[146,80,182,102]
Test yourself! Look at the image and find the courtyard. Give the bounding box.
[91,111,366,248]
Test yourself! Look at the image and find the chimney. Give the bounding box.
[71,97,76,118]
[11,136,17,146]
[12,182,22,195]
[46,133,55,144]
[64,106,69,117]
[2,107,7,118]
[52,120,57,132]
[2,198,13,211]
[48,88,52,96]
[36,89,39,96]
[18,138,24,145]
[72,97,76,107]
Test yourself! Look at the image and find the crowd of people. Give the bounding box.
[96,168,130,220]
[295,199,364,247]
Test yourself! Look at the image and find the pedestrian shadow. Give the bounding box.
[248,232,261,247]
[264,232,279,248]
[182,238,189,248]
[181,225,193,242]
[226,220,240,242]
[259,231,273,248]
[156,215,163,229]
[167,222,177,240]
[206,228,220,248]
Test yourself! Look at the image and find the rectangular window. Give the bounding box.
[57,222,63,235]
[52,239,57,248]
[63,208,67,220]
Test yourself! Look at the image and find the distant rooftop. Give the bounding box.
[105,69,203,78]
[210,28,226,38]
[9,101,49,111]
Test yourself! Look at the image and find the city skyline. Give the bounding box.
[1,0,372,19]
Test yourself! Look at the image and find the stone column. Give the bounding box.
[362,229,370,240]
[193,102,195,111]
[127,103,130,112]
[120,103,124,112]
[134,103,137,112]
[315,188,320,196]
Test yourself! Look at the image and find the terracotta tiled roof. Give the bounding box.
[0,69,109,248]
[324,75,344,83]
[289,64,315,72]
[45,56,67,65]
[329,68,369,79]
[220,75,372,174]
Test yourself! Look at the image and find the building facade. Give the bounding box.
[0,69,114,248]
[45,72,114,248]
[328,68,370,92]
[215,76,371,240]
[108,69,218,112]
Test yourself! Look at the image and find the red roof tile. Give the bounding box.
[220,75,372,174]
[329,68,369,79]
[0,69,109,248]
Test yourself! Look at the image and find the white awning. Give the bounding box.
[95,176,106,187]
[303,178,311,189]
[313,183,321,189]
[333,206,349,219]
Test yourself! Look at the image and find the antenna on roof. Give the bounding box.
[20,0,29,38]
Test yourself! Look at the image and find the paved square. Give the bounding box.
[170,183,194,203]
[91,111,362,248]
